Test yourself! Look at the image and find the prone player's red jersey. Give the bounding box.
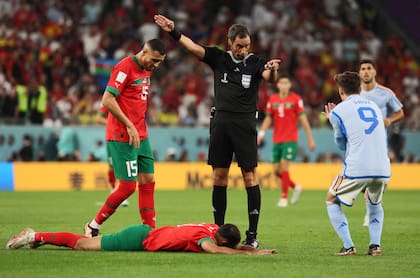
[105,56,151,142]
[265,92,305,143]
[142,223,219,252]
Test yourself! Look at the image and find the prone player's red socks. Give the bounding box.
[138,182,156,228]
[108,168,116,189]
[94,180,137,224]
[34,232,85,249]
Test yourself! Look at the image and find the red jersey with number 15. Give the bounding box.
[142,223,219,252]
[265,92,305,143]
[105,56,151,142]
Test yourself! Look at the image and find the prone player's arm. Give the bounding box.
[102,91,139,148]
[200,240,276,255]
[154,14,205,60]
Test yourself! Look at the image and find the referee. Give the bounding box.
[155,14,281,248]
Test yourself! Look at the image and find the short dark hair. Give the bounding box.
[334,71,361,95]
[359,58,375,69]
[146,39,166,55]
[227,24,250,42]
[217,224,241,249]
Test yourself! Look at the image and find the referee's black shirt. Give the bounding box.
[202,46,267,113]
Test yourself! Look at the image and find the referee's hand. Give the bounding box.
[154,15,174,32]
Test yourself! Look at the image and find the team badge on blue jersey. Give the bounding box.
[241,74,251,89]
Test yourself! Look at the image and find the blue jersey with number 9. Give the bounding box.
[329,95,391,178]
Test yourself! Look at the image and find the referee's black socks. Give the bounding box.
[212,185,227,226]
[246,185,261,234]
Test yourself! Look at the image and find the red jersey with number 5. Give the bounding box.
[265,92,305,143]
[105,56,151,142]
[143,223,219,252]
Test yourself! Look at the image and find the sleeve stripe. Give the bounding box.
[198,237,214,247]
[105,86,120,96]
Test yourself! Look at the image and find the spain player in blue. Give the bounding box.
[359,59,404,226]
[324,71,390,256]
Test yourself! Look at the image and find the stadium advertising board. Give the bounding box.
[6,162,420,191]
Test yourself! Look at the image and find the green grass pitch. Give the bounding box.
[0,189,419,278]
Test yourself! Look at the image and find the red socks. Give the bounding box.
[138,182,156,228]
[279,171,296,198]
[93,180,156,228]
[94,180,137,224]
[108,168,116,189]
[34,232,84,249]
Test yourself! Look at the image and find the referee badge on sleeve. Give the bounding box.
[241,74,251,89]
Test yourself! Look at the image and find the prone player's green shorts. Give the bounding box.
[107,138,154,181]
[101,224,152,251]
[272,142,298,162]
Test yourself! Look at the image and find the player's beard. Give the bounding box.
[362,77,374,85]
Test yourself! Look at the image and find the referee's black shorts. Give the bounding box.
[208,111,258,170]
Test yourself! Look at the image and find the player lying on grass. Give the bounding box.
[6,223,276,255]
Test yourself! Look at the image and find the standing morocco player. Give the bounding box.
[85,39,166,237]
[257,74,315,207]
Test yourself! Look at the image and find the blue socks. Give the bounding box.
[367,202,384,246]
[327,202,354,248]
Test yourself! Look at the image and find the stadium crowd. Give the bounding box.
[0,0,419,130]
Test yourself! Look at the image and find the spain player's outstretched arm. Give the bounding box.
[154,14,205,60]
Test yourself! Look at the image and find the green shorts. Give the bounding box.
[272,142,297,162]
[107,138,155,181]
[101,224,152,251]
[106,143,113,168]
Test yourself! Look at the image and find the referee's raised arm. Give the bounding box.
[154,14,205,60]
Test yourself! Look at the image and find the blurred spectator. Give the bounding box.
[197,151,207,162]
[388,125,405,162]
[178,149,189,162]
[407,96,420,130]
[43,132,59,161]
[18,134,34,161]
[87,140,107,161]
[402,68,419,97]
[83,0,103,24]
[196,97,212,127]
[15,78,48,124]
[7,133,34,162]
[164,147,177,161]
[0,0,418,134]
[315,152,343,163]
[0,73,17,123]
[57,122,80,161]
